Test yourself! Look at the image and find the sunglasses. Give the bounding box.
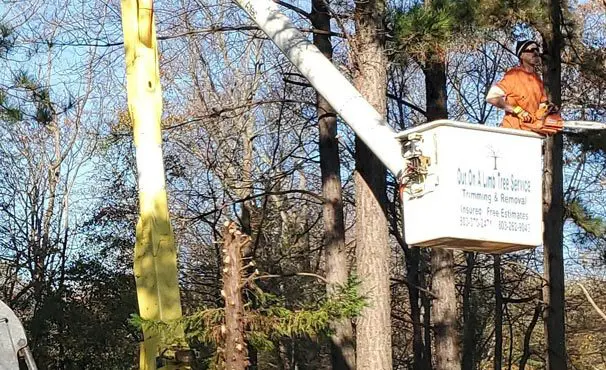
[523,48,541,54]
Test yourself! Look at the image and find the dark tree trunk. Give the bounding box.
[423,57,460,370]
[540,0,567,368]
[519,304,542,370]
[310,1,356,369]
[424,60,448,122]
[421,252,433,367]
[430,247,460,370]
[461,253,476,370]
[494,255,503,370]
[406,247,429,370]
[352,0,392,367]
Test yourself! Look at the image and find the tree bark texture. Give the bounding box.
[352,0,392,368]
[541,102,566,370]
[221,221,249,370]
[493,255,503,370]
[431,248,460,370]
[310,1,356,369]
[421,252,433,367]
[423,60,448,122]
[30,123,61,355]
[519,303,542,370]
[423,54,460,370]
[406,247,430,370]
[461,253,476,370]
[540,0,567,368]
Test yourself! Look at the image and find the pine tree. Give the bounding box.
[392,2,477,368]
[352,0,393,367]
[131,222,366,369]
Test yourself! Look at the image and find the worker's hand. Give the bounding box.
[547,102,560,113]
[513,106,533,123]
[535,103,550,120]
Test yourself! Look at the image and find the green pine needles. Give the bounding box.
[566,200,605,239]
[391,0,552,62]
[130,276,366,365]
[392,0,478,59]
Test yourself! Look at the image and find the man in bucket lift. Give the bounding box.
[486,40,562,135]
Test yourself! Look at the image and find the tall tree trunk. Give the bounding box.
[540,0,567,368]
[424,60,448,122]
[424,56,461,370]
[406,247,429,370]
[430,247,460,370]
[352,0,392,367]
[421,252,433,367]
[310,2,356,369]
[519,304,542,370]
[494,255,503,370]
[121,2,186,367]
[461,253,475,370]
[238,45,262,369]
[221,222,249,370]
[30,125,61,351]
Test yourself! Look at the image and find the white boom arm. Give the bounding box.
[232,0,606,180]
[0,300,37,370]
[233,0,406,179]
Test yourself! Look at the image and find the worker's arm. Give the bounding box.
[486,85,533,122]
[486,96,518,114]
[485,86,516,113]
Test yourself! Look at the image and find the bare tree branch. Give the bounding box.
[274,0,311,18]
[578,283,606,321]
[253,272,329,284]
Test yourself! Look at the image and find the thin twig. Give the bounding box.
[253,272,329,284]
[387,93,426,116]
[390,278,439,299]
[274,0,311,18]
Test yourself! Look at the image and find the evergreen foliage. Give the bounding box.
[567,200,605,238]
[0,24,21,122]
[1,1,605,368]
[475,0,545,29]
[391,0,550,61]
[130,276,366,366]
[13,71,55,126]
[0,24,14,56]
[392,0,477,60]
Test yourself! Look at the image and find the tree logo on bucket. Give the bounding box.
[486,145,501,171]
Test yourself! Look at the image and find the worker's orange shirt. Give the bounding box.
[496,66,547,130]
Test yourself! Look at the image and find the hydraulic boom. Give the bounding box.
[0,300,37,370]
[232,0,407,179]
[232,0,605,178]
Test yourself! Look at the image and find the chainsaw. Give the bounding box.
[561,120,606,131]
[533,104,606,135]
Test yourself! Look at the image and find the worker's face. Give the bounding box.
[520,45,541,66]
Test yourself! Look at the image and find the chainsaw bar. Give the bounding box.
[563,120,606,131]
